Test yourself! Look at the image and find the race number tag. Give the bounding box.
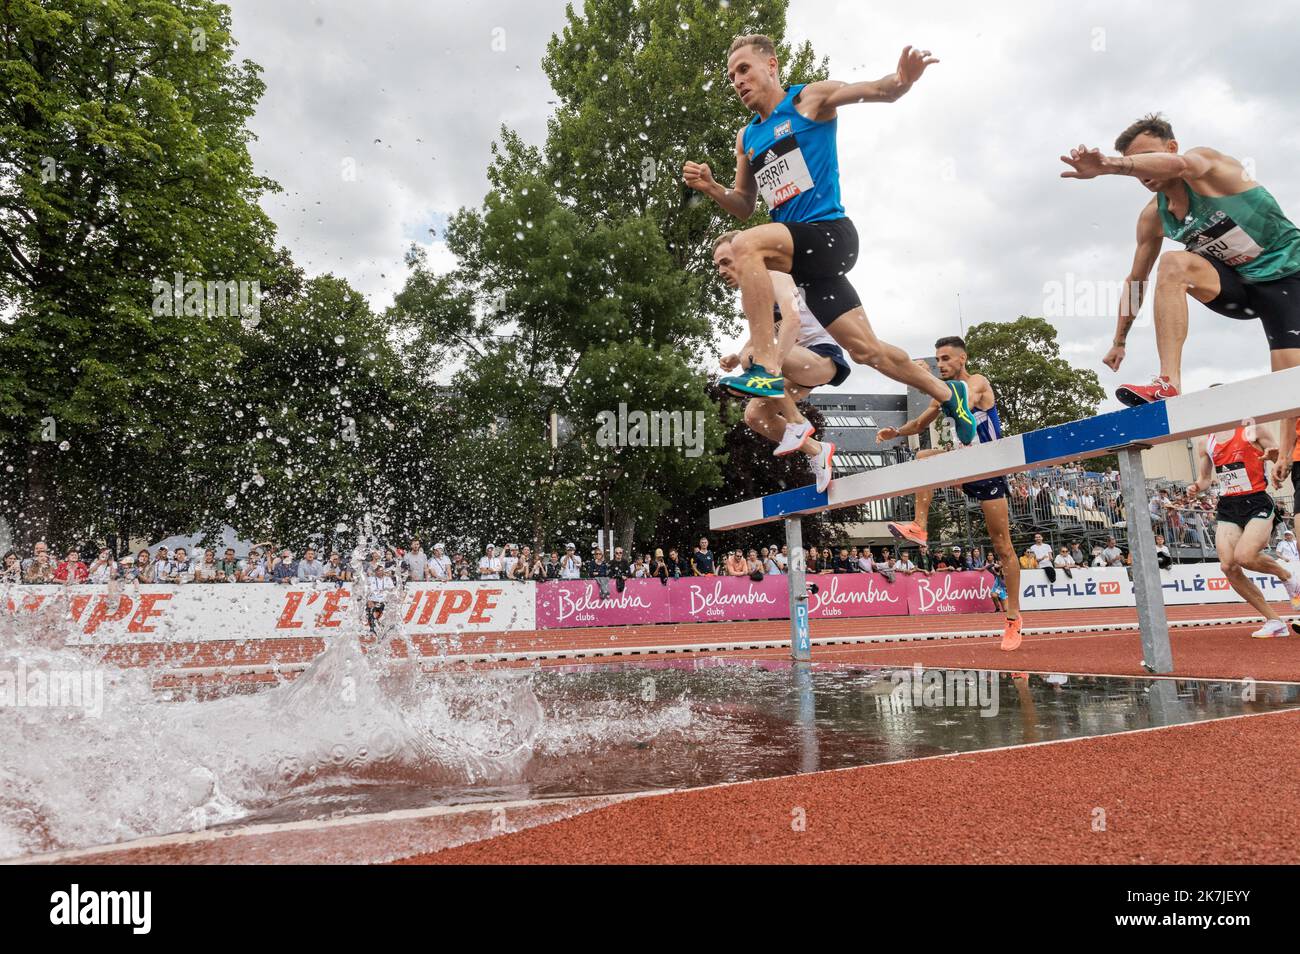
[753,134,815,209]
[1185,212,1265,268]
[1216,461,1253,495]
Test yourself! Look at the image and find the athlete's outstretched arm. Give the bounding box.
[1104,202,1163,372]
[876,400,942,443]
[1060,145,1227,182]
[799,46,939,121]
[683,128,757,219]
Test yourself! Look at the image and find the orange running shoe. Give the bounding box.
[1001,616,1023,651]
[887,521,928,545]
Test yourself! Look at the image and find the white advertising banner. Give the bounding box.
[1017,562,1299,611]
[1,582,536,644]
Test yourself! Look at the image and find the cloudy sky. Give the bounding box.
[225,0,1300,408]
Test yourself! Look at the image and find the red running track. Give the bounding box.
[397,709,1300,865]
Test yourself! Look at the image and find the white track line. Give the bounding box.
[3,792,652,866]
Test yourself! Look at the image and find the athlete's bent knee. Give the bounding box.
[1156,250,1202,286]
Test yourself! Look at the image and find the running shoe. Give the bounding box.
[809,440,835,493]
[887,521,928,545]
[1000,615,1023,651]
[720,363,784,398]
[1251,619,1288,638]
[774,421,815,457]
[940,380,977,445]
[1116,376,1179,407]
[1283,568,1300,610]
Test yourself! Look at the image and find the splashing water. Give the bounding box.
[0,533,560,857]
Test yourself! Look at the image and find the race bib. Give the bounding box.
[1185,212,1264,268]
[753,134,815,209]
[1216,461,1253,495]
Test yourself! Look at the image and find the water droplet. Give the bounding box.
[334,334,345,344]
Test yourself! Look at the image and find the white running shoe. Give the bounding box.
[1251,619,1288,638]
[811,440,836,493]
[774,421,815,457]
[1284,568,1300,610]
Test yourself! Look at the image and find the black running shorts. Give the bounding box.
[1202,257,1300,351]
[962,476,1011,503]
[1215,490,1276,529]
[785,217,863,329]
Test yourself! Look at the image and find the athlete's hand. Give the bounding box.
[1185,482,1200,498]
[682,161,717,194]
[876,426,900,444]
[1102,343,1125,372]
[1060,145,1109,180]
[720,353,741,372]
[1273,457,1293,488]
[895,46,939,88]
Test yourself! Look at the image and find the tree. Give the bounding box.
[389,1,827,554]
[964,316,1106,434]
[0,0,279,547]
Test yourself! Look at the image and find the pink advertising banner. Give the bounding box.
[906,570,997,615]
[805,572,917,620]
[668,575,790,623]
[534,579,674,629]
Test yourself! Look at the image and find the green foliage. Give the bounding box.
[0,0,279,546]
[964,316,1107,434]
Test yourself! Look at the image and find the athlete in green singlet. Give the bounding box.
[1060,113,1300,406]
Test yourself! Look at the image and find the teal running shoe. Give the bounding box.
[720,363,785,399]
[941,380,978,445]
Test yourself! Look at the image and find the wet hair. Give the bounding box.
[1115,113,1174,153]
[728,34,777,60]
[934,336,967,352]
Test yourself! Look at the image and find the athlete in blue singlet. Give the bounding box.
[683,34,978,446]
[876,337,1025,650]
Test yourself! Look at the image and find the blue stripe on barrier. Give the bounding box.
[761,483,829,520]
[1022,400,1170,465]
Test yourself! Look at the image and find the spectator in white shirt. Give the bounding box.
[1279,530,1299,565]
[427,542,452,581]
[402,539,429,581]
[894,554,917,573]
[1154,533,1173,570]
[478,545,503,580]
[366,564,396,632]
[559,543,583,580]
[87,548,117,584]
[1029,533,1055,583]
